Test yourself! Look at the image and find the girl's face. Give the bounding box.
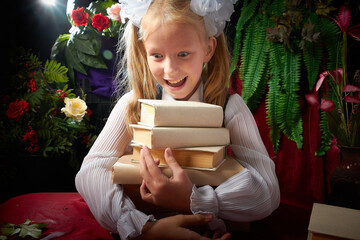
[143,22,216,100]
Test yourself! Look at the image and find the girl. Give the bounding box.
[75,0,280,239]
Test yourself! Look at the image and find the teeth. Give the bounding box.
[168,78,184,84]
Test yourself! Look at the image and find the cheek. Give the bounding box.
[147,60,162,78]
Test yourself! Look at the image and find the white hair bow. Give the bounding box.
[119,0,238,37]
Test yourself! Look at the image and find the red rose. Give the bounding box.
[6,99,30,121]
[91,13,110,32]
[71,7,89,27]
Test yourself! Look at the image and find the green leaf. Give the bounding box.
[230,0,260,76]
[303,14,322,90]
[77,51,107,69]
[241,15,271,104]
[319,17,342,70]
[44,60,69,83]
[64,44,87,75]
[1,222,15,236]
[266,42,284,153]
[278,50,303,149]
[72,34,99,56]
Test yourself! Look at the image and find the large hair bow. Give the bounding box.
[119,0,238,37]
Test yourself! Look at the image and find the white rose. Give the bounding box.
[61,97,87,122]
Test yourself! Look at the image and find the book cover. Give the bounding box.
[132,144,226,169]
[139,99,224,127]
[308,203,360,240]
[112,154,244,186]
[130,124,230,149]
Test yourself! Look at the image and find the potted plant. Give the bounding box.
[305,5,360,209]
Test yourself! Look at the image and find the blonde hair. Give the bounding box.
[116,0,230,135]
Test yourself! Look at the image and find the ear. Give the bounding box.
[203,36,217,63]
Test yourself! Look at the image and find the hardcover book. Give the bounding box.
[130,124,230,149]
[112,154,244,186]
[132,144,226,169]
[139,99,224,127]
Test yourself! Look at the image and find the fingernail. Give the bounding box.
[166,148,173,157]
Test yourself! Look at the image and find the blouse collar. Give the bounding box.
[161,82,203,102]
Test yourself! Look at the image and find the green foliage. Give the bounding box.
[1,219,47,239]
[230,0,343,153]
[0,49,97,165]
[316,111,333,156]
[230,0,260,76]
[51,0,124,83]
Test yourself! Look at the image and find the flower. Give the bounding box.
[107,3,121,21]
[61,97,87,122]
[305,5,360,148]
[331,5,360,41]
[27,79,37,92]
[51,1,125,83]
[6,99,30,122]
[23,126,40,155]
[71,7,89,27]
[0,49,97,159]
[91,13,110,32]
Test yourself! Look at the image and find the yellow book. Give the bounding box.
[132,144,226,169]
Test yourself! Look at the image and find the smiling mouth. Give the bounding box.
[165,77,187,87]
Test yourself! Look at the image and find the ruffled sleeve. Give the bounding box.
[190,93,280,230]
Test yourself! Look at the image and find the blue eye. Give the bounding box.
[178,52,189,57]
[152,53,163,59]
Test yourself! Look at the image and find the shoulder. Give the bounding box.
[224,93,252,124]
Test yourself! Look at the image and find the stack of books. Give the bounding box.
[130,99,230,170]
[112,99,244,186]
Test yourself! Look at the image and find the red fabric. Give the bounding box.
[229,73,341,210]
[0,193,114,240]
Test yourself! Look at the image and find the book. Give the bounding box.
[307,203,360,240]
[132,144,226,169]
[138,99,224,127]
[112,154,244,186]
[130,124,230,149]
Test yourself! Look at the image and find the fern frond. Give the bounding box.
[278,50,303,149]
[266,42,284,153]
[315,110,332,156]
[303,14,323,90]
[319,17,342,70]
[44,60,69,83]
[241,15,270,103]
[230,0,260,76]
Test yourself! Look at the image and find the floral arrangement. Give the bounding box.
[0,49,96,161]
[306,5,360,150]
[51,0,123,82]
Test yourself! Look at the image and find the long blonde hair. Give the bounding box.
[116,0,230,135]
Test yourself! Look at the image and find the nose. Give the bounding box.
[163,57,179,77]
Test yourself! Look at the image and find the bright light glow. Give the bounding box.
[40,0,56,6]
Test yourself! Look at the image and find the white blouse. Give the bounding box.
[75,84,280,240]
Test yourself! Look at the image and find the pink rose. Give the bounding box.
[107,3,121,21]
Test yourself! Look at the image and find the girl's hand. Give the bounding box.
[139,146,193,212]
[134,214,231,240]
